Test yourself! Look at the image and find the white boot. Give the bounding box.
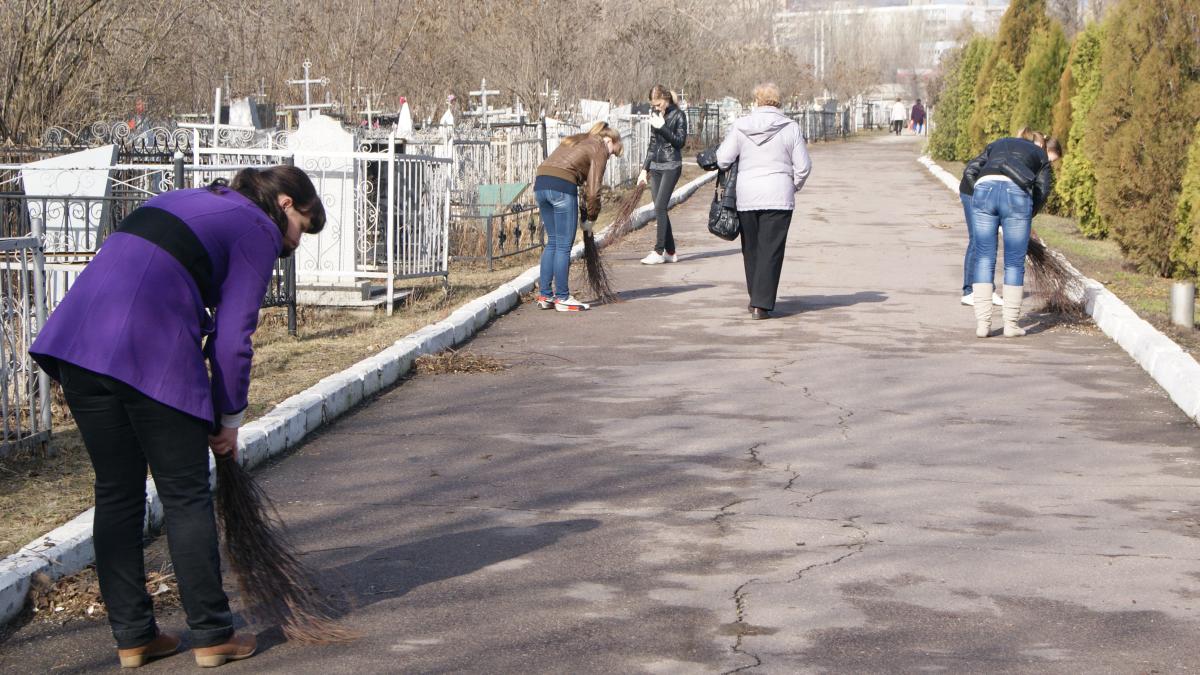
[1003,285,1026,337]
[973,283,993,338]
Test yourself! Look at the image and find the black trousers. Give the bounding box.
[891,120,904,135]
[58,362,233,649]
[738,209,793,311]
[649,167,681,254]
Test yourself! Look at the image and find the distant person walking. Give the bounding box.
[715,83,812,320]
[533,122,623,311]
[637,84,688,265]
[961,135,1061,337]
[911,99,926,135]
[890,98,907,135]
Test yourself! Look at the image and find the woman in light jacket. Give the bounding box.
[31,166,324,668]
[715,83,812,319]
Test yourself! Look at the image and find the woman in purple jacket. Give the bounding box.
[30,166,324,668]
[716,83,812,319]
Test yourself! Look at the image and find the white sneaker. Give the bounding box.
[640,251,666,265]
[554,296,590,312]
[961,294,974,306]
[991,293,1003,306]
[663,252,678,263]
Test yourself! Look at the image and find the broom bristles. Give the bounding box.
[1026,235,1087,318]
[597,184,647,250]
[582,231,618,304]
[215,457,357,643]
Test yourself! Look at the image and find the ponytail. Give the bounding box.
[209,165,326,235]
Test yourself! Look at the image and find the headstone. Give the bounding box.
[20,145,118,252]
[286,114,358,287]
[579,99,611,124]
[228,96,263,128]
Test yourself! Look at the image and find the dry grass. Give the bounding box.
[415,349,507,375]
[0,171,709,560]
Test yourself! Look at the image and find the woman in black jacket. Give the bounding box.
[638,85,688,265]
[962,136,1061,337]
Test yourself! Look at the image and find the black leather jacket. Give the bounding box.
[644,104,688,170]
[961,137,1054,214]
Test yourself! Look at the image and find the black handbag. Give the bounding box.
[708,162,740,241]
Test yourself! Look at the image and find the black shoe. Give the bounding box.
[751,307,770,320]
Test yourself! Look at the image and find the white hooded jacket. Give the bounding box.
[715,106,812,211]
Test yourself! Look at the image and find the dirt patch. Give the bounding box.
[0,167,709,560]
[26,564,178,626]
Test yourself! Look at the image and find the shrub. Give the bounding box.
[1170,121,1200,277]
[967,0,1050,153]
[952,37,993,161]
[1086,0,1200,275]
[1011,22,1069,136]
[979,59,1019,144]
[1055,22,1105,236]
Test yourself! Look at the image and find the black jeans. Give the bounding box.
[738,209,793,311]
[649,167,681,254]
[891,120,904,135]
[58,362,233,649]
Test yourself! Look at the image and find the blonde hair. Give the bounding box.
[561,121,624,157]
[753,83,782,108]
[1017,126,1046,147]
[648,84,678,106]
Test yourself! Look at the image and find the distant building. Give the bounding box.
[774,0,1009,89]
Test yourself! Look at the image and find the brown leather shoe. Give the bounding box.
[117,632,180,668]
[193,633,257,668]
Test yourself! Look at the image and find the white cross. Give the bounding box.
[469,78,500,127]
[362,94,382,127]
[223,74,232,103]
[285,60,332,118]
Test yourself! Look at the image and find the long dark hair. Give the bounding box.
[209,166,326,235]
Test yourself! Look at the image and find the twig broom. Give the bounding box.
[215,455,357,643]
[578,184,647,303]
[1026,232,1086,318]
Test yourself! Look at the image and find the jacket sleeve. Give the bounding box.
[584,145,606,221]
[642,132,656,170]
[654,112,687,150]
[792,129,812,191]
[715,128,739,170]
[961,150,988,192]
[206,227,277,426]
[1031,159,1053,215]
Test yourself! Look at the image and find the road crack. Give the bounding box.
[722,579,764,674]
[788,516,868,583]
[800,385,854,440]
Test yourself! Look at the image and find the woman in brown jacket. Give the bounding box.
[534,122,623,311]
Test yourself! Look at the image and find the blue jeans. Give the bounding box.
[960,193,975,296]
[536,188,578,300]
[971,181,1032,287]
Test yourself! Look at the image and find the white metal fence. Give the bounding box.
[0,235,50,457]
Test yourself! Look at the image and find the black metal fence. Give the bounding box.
[449,203,543,271]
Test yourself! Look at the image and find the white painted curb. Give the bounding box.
[919,154,1200,427]
[0,171,717,627]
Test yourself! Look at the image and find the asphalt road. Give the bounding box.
[3,133,1198,674]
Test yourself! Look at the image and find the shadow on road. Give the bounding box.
[773,291,889,316]
[620,283,715,301]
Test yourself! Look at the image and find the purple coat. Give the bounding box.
[31,187,282,424]
[715,106,812,211]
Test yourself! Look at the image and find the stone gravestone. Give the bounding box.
[20,145,118,253]
[228,96,263,129]
[286,114,361,295]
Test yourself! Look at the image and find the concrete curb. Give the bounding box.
[0,172,719,627]
[918,154,1200,426]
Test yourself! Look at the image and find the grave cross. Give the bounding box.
[362,95,382,127]
[469,78,500,127]
[285,60,332,118]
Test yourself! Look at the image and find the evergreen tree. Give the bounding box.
[980,59,1019,144]
[1170,121,1200,277]
[929,44,964,160]
[1055,22,1105,237]
[952,37,993,161]
[1011,22,1068,136]
[1050,54,1073,145]
[1086,0,1200,275]
[967,0,1050,153]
